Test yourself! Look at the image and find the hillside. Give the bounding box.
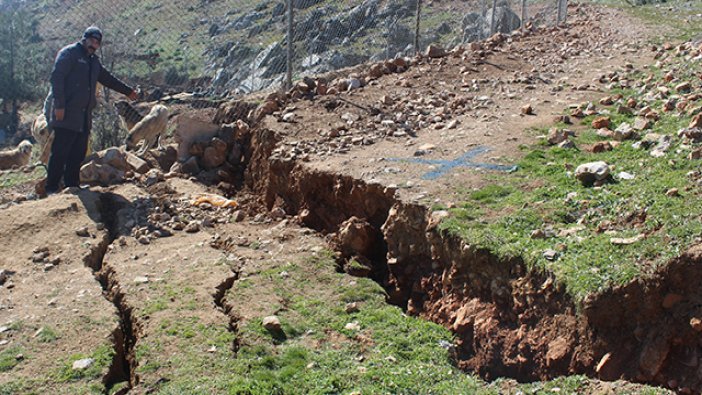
[25,0,537,95]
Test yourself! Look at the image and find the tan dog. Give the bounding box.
[31,114,53,165]
[114,100,145,131]
[173,115,220,161]
[0,140,33,170]
[125,104,169,155]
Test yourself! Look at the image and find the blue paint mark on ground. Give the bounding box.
[387,146,517,180]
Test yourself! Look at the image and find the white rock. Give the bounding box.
[72,358,95,370]
[574,161,610,185]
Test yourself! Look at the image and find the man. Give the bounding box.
[46,26,138,195]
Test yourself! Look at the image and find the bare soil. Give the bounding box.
[0,3,695,394]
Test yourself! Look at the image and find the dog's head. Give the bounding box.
[18,140,32,155]
[124,133,137,150]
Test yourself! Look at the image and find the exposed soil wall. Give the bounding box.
[240,125,702,393]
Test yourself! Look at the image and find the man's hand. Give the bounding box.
[128,90,139,101]
[54,108,65,121]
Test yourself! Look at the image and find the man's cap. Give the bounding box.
[83,26,102,43]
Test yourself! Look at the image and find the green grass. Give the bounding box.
[591,0,702,42]
[0,346,23,372]
[36,325,60,343]
[440,58,702,300]
[132,253,490,394]
[0,166,45,190]
[54,344,114,383]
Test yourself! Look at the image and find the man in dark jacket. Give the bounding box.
[46,26,138,194]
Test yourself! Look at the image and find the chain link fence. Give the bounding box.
[0,0,568,162]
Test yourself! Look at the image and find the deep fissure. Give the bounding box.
[228,124,702,392]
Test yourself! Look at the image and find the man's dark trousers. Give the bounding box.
[46,126,89,193]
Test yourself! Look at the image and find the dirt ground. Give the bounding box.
[0,2,691,394]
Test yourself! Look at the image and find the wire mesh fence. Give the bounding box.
[0,0,569,157]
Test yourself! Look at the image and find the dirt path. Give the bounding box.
[261,3,653,204]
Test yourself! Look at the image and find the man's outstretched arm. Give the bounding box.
[98,66,137,100]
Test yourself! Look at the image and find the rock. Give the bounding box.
[345,302,359,313]
[262,316,281,332]
[336,217,376,257]
[689,148,702,160]
[665,188,680,197]
[616,171,635,180]
[184,222,200,233]
[690,317,702,332]
[231,210,246,222]
[690,114,702,129]
[610,234,645,245]
[134,276,149,284]
[270,207,286,220]
[547,128,572,145]
[75,227,90,237]
[633,117,653,131]
[144,169,164,187]
[368,63,386,79]
[650,135,672,158]
[639,335,670,379]
[676,82,692,93]
[558,140,576,149]
[591,117,611,129]
[596,352,613,374]
[530,229,546,239]
[137,236,150,245]
[80,162,125,186]
[347,78,362,91]
[426,44,448,58]
[678,128,702,142]
[591,142,613,153]
[575,161,610,185]
[596,128,614,138]
[125,152,150,174]
[613,123,634,141]
[543,249,558,261]
[180,156,201,175]
[545,337,570,368]
[202,146,227,170]
[72,358,95,370]
[521,104,534,115]
[344,321,361,331]
[0,270,10,285]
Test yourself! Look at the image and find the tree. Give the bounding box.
[0,1,47,135]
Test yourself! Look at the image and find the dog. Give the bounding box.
[0,140,33,170]
[125,104,169,155]
[114,100,146,131]
[173,114,221,162]
[31,114,53,165]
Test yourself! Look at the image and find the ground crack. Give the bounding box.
[213,270,242,355]
[81,192,141,394]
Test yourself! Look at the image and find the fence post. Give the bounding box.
[521,0,527,30]
[285,0,293,91]
[557,0,566,25]
[414,0,422,55]
[490,0,498,35]
[562,0,568,24]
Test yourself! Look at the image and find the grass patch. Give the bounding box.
[36,325,60,343]
[441,58,702,300]
[0,166,45,191]
[0,346,23,372]
[54,344,114,383]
